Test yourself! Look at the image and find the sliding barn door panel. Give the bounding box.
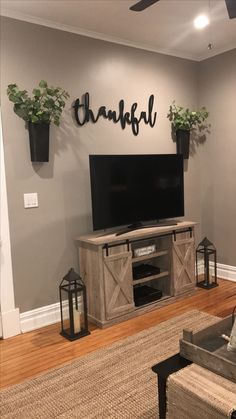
[173,234,195,295]
[104,251,134,320]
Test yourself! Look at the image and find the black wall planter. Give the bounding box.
[176,129,190,159]
[28,122,50,162]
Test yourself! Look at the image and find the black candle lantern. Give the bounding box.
[196,237,218,289]
[59,268,90,340]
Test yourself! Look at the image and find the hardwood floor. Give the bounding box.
[0,278,235,389]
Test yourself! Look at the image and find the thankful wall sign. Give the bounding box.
[74,93,157,136]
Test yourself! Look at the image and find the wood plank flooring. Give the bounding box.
[0,278,235,389]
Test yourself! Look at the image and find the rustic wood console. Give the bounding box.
[75,221,196,328]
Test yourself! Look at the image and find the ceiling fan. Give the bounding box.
[129,0,236,19]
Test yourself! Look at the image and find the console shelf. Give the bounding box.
[133,271,169,285]
[76,221,196,328]
[132,250,168,263]
[134,293,171,309]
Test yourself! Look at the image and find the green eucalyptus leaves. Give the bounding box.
[167,102,209,131]
[7,80,70,126]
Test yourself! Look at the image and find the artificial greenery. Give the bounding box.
[7,80,70,126]
[167,102,209,131]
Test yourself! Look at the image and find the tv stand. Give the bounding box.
[76,221,196,328]
[115,220,178,236]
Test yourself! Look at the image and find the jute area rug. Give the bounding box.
[167,364,236,419]
[0,310,220,419]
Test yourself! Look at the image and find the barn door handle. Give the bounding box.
[105,244,109,257]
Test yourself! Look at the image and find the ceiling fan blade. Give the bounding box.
[225,0,236,18]
[130,0,160,12]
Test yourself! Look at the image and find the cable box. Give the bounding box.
[133,285,162,307]
[133,264,160,280]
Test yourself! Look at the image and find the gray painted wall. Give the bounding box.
[0,17,212,313]
[198,49,236,266]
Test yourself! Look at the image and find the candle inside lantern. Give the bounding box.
[73,308,81,333]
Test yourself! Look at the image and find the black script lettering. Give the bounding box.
[74,92,98,125]
[84,92,98,123]
[107,110,118,121]
[139,111,148,124]
[118,100,125,129]
[97,106,107,120]
[130,103,139,135]
[74,92,157,135]
[148,94,157,127]
[116,101,132,130]
[124,112,131,125]
[74,98,86,126]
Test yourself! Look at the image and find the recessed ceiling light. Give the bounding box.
[194,15,209,29]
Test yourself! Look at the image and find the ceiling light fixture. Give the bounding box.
[194,14,209,29]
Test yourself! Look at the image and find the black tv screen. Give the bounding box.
[89,154,184,231]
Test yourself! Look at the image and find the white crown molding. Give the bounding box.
[198,45,236,62]
[0,8,199,62]
[20,263,235,333]
[1,8,236,63]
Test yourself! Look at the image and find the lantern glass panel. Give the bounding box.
[197,251,209,282]
[60,287,70,335]
[73,288,86,333]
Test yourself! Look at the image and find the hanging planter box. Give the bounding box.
[176,129,190,159]
[7,80,70,163]
[28,122,50,162]
[167,103,209,160]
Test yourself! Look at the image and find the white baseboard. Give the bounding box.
[20,299,82,333]
[197,261,236,282]
[20,263,236,333]
[20,302,62,333]
[216,263,236,282]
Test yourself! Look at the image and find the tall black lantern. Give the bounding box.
[196,237,218,289]
[59,268,90,340]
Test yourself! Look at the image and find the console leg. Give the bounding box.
[158,375,167,419]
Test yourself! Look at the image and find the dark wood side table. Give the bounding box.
[152,353,236,419]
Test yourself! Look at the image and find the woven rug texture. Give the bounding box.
[0,310,220,419]
[167,364,236,419]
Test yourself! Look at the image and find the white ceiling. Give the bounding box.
[1,0,236,61]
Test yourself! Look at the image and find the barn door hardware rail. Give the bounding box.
[103,228,193,256]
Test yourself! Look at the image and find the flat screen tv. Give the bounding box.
[89,154,184,233]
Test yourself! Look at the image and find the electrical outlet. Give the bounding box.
[24,193,38,208]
